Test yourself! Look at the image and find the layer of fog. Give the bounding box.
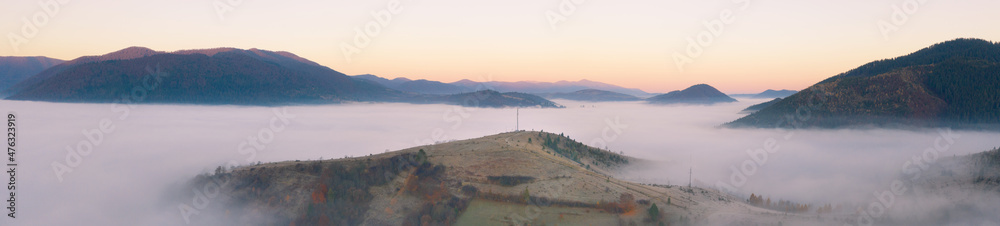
[2,98,999,225]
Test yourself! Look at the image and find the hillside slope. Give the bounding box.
[729,89,796,99]
[870,147,1000,225]
[175,131,835,226]
[727,38,1000,129]
[752,89,796,99]
[741,98,782,113]
[351,74,412,88]
[0,56,63,96]
[395,79,473,95]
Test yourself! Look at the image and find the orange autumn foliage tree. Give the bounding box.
[311,183,328,204]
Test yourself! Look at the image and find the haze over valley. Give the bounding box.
[4,38,1000,226]
[3,0,1000,225]
[4,94,1000,225]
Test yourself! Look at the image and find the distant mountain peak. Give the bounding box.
[172,47,240,57]
[688,84,712,89]
[930,37,993,48]
[117,46,158,54]
[70,46,162,64]
[647,84,736,104]
[108,46,160,57]
[450,79,482,88]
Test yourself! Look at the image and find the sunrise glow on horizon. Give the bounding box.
[3,0,999,93]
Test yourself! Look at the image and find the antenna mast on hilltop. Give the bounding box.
[688,154,693,189]
[516,108,519,131]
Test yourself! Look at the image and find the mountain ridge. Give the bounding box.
[545,89,641,102]
[4,47,561,108]
[353,74,651,97]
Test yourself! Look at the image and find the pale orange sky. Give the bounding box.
[2,0,999,93]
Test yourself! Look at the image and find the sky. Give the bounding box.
[2,0,999,93]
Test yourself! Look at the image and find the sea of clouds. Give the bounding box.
[2,98,998,225]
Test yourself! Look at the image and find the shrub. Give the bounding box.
[486,175,535,186]
[648,203,660,221]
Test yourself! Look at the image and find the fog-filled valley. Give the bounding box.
[5,98,999,225]
[6,0,1000,223]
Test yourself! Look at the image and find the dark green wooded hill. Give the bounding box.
[5,47,398,105]
[727,38,1000,129]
